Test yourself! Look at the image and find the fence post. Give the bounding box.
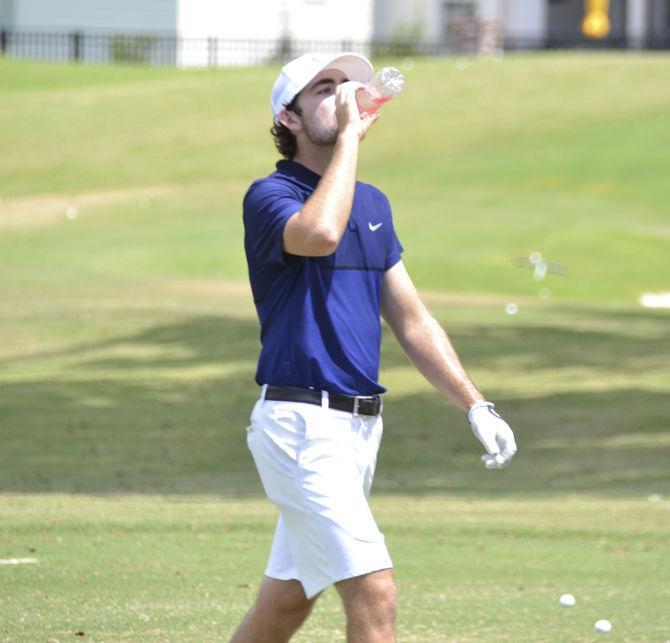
[0,30,7,54]
[71,30,82,62]
[208,36,216,67]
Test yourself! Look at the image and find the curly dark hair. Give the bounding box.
[270,94,303,160]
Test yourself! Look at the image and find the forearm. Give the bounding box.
[393,312,484,412]
[292,130,359,253]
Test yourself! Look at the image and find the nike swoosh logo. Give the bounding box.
[368,222,383,232]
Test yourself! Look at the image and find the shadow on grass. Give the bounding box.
[0,311,668,497]
[3,315,257,367]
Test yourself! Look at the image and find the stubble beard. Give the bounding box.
[302,117,339,148]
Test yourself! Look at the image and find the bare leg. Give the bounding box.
[335,569,397,643]
[230,576,319,643]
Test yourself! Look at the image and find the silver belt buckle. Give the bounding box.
[352,396,361,416]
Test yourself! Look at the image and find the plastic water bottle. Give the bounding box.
[356,67,405,116]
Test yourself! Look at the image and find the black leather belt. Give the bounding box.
[264,386,383,417]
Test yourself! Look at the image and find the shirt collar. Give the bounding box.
[275,160,321,188]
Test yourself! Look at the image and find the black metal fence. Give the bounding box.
[0,31,470,66]
[0,29,668,67]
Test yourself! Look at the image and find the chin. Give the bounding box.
[305,124,339,147]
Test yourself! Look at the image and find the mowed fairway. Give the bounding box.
[1,53,669,641]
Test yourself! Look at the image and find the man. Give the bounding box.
[232,52,517,642]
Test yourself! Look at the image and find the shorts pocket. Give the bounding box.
[302,404,346,440]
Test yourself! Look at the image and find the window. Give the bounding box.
[441,1,477,52]
[443,0,476,23]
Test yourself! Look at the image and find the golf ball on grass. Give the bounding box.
[595,619,612,634]
[559,593,576,607]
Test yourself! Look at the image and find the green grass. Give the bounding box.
[1,53,669,300]
[2,494,669,641]
[1,53,669,640]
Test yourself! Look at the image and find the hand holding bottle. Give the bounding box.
[356,67,405,116]
[335,81,380,141]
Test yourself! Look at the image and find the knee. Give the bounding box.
[343,571,397,627]
[263,587,314,630]
[367,574,397,623]
[278,596,313,628]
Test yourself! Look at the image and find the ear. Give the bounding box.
[277,109,302,134]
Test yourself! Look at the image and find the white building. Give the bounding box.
[0,0,667,66]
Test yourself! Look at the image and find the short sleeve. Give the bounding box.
[243,179,304,267]
[382,194,404,271]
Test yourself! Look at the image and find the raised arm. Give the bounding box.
[282,82,379,257]
[381,260,517,468]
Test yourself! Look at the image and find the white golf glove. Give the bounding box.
[468,401,517,469]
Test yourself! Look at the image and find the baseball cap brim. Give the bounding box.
[271,52,374,120]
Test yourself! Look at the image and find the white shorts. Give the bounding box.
[246,389,392,599]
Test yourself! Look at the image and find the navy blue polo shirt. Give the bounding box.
[243,160,403,396]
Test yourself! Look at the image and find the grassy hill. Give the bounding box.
[1,53,669,301]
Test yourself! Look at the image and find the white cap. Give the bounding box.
[271,51,374,121]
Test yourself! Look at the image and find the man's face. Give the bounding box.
[293,68,349,147]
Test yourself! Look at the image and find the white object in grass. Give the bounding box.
[640,293,670,308]
[559,593,576,607]
[0,558,38,565]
